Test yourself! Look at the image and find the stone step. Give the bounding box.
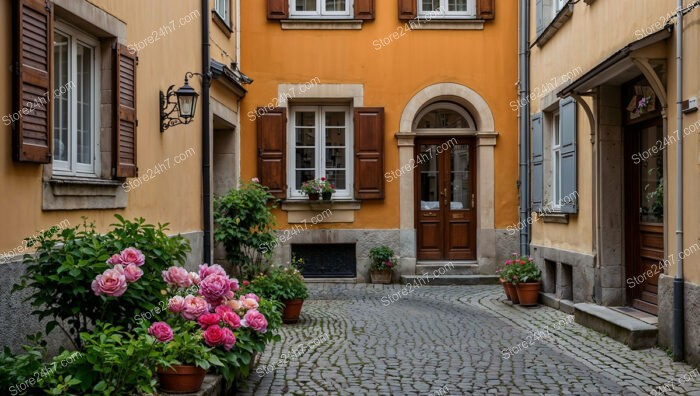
[416,261,479,276]
[573,303,658,350]
[400,274,500,286]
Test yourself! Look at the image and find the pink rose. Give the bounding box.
[162,266,192,288]
[216,306,241,329]
[148,322,173,343]
[200,274,231,304]
[228,278,240,292]
[182,295,208,320]
[202,325,226,347]
[222,327,236,350]
[198,313,221,329]
[241,310,268,333]
[106,254,122,265]
[244,293,260,303]
[168,296,187,313]
[120,247,145,267]
[240,297,259,310]
[252,177,260,183]
[91,267,128,297]
[123,264,143,283]
[198,264,227,280]
[189,272,201,286]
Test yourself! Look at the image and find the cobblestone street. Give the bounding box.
[243,285,700,396]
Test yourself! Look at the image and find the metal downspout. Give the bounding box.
[518,0,531,255]
[673,0,685,362]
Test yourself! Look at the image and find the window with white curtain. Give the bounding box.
[53,21,100,177]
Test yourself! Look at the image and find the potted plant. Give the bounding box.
[369,246,398,284]
[299,179,322,200]
[242,258,309,324]
[319,177,335,200]
[150,321,221,394]
[510,254,541,306]
[496,258,514,302]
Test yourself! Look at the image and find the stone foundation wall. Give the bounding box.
[531,244,596,303]
[658,274,700,368]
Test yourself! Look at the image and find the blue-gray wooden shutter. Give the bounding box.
[559,97,578,213]
[531,113,544,213]
[536,0,544,36]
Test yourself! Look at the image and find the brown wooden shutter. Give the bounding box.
[354,0,375,20]
[12,0,53,163]
[257,108,287,199]
[398,0,417,20]
[114,43,138,178]
[267,0,289,20]
[477,0,495,20]
[354,107,384,200]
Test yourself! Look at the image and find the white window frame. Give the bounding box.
[290,0,353,19]
[214,0,231,25]
[551,111,562,209]
[288,105,353,199]
[418,0,476,19]
[53,21,100,178]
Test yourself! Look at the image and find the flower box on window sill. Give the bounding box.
[407,18,484,30]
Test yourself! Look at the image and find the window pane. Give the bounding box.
[296,128,315,146]
[448,0,468,11]
[296,170,316,189]
[296,0,317,11]
[325,148,346,168]
[325,0,346,12]
[450,144,470,210]
[53,32,69,163]
[422,0,440,11]
[296,111,315,127]
[76,43,92,165]
[640,125,664,223]
[296,148,315,168]
[325,111,345,126]
[326,170,346,190]
[417,108,469,128]
[325,128,345,146]
[554,152,561,204]
[419,145,439,210]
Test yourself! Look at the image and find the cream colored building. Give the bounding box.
[528,0,700,365]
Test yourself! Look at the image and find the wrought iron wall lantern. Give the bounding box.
[160,72,201,132]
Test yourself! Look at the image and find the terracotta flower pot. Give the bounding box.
[308,193,320,201]
[156,365,206,394]
[504,282,520,304]
[516,282,541,306]
[499,278,512,301]
[321,191,332,200]
[370,269,393,284]
[282,298,305,324]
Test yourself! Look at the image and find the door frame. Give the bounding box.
[414,136,477,260]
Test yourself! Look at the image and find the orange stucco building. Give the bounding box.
[237,0,519,280]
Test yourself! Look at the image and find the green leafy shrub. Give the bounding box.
[369,245,399,271]
[242,260,309,302]
[13,215,191,349]
[214,179,278,279]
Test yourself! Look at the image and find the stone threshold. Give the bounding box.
[573,303,657,350]
[539,292,575,314]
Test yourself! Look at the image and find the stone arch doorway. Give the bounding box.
[396,83,498,274]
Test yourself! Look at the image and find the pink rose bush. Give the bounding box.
[241,309,268,334]
[91,266,128,297]
[162,266,193,288]
[181,295,208,320]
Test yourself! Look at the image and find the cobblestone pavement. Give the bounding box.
[242,284,700,395]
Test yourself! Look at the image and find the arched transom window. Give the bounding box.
[414,102,476,130]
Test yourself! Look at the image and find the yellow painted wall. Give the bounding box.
[0,0,236,255]
[240,1,519,230]
[529,0,700,283]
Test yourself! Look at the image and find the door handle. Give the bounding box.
[440,188,447,207]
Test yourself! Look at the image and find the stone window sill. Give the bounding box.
[538,212,569,224]
[43,177,127,211]
[281,200,361,223]
[407,18,484,30]
[280,19,363,30]
[536,3,574,47]
[212,11,233,38]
